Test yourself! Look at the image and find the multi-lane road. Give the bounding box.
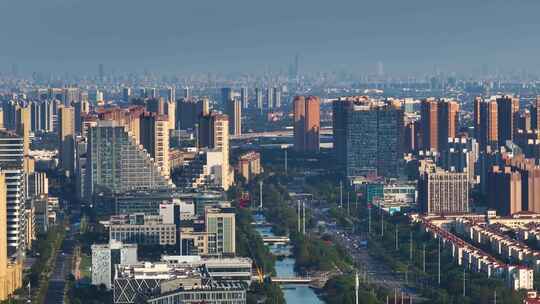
[44,234,75,304]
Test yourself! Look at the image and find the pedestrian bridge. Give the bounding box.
[262,236,290,245]
[270,276,313,284]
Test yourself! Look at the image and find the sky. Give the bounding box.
[1,0,540,76]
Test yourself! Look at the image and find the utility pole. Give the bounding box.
[339,181,343,208]
[368,206,371,234]
[284,149,288,174]
[302,201,306,235]
[395,224,399,251]
[462,266,466,297]
[381,211,384,237]
[297,201,301,233]
[409,231,413,261]
[355,271,359,304]
[438,238,441,286]
[422,243,426,273]
[259,180,263,209]
[347,191,350,216]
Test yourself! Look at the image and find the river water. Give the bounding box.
[254,215,324,304]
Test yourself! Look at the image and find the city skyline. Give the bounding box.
[1,0,540,76]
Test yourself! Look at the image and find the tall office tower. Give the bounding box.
[226,99,242,136]
[240,87,248,109]
[178,98,209,130]
[63,87,79,106]
[273,88,281,109]
[530,97,540,130]
[161,87,176,103]
[496,95,519,145]
[333,97,403,177]
[122,87,132,103]
[419,164,469,215]
[147,87,158,99]
[0,130,27,255]
[205,208,236,255]
[139,88,147,98]
[140,113,170,179]
[39,100,53,132]
[29,101,41,132]
[404,120,418,153]
[332,98,353,168]
[183,87,191,99]
[0,172,22,300]
[74,100,90,135]
[147,97,165,115]
[488,166,522,216]
[293,96,320,153]
[58,107,75,176]
[2,100,18,131]
[165,100,176,131]
[255,88,263,111]
[221,88,234,106]
[517,110,532,131]
[198,113,232,189]
[86,121,173,197]
[476,97,498,149]
[437,100,459,152]
[420,98,438,151]
[266,87,274,110]
[15,106,30,158]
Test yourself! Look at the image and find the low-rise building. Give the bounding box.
[91,241,138,289]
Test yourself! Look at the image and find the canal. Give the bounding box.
[254,214,324,303]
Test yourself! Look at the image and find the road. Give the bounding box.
[43,236,75,304]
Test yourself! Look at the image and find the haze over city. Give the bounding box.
[1,0,540,75]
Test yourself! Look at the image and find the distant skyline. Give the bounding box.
[1,0,540,76]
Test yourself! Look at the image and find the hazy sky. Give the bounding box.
[1,0,540,75]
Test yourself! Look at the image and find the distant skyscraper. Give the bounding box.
[183,87,191,99]
[226,99,242,136]
[255,88,263,111]
[273,88,281,109]
[266,87,274,110]
[475,97,498,149]
[165,100,176,131]
[63,87,79,106]
[58,107,75,176]
[221,88,234,106]
[140,113,170,178]
[437,100,459,152]
[293,96,320,153]
[198,112,232,189]
[122,87,132,103]
[178,98,209,130]
[488,166,522,216]
[146,98,165,115]
[240,88,248,109]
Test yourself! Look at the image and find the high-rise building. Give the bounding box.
[240,87,248,109]
[420,99,438,151]
[497,95,520,145]
[273,88,281,109]
[122,87,132,103]
[221,88,233,106]
[205,208,236,256]
[419,98,459,152]
[183,87,191,99]
[14,106,30,162]
[266,87,274,110]
[140,113,170,179]
[165,100,176,131]
[439,137,479,184]
[475,97,498,149]
[419,164,470,215]
[0,172,22,300]
[86,121,174,197]
[530,97,540,130]
[58,106,75,176]
[293,96,320,153]
[237,151,261,183]
[178,98,209,130]
[255,88,263,111]
[146,97,165,115]
[488,166,522,216]
[74,100,90,135]
[198,113,232,190]
[226,99,242,136]
[333,97,403,177]
[63,87,79,106]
